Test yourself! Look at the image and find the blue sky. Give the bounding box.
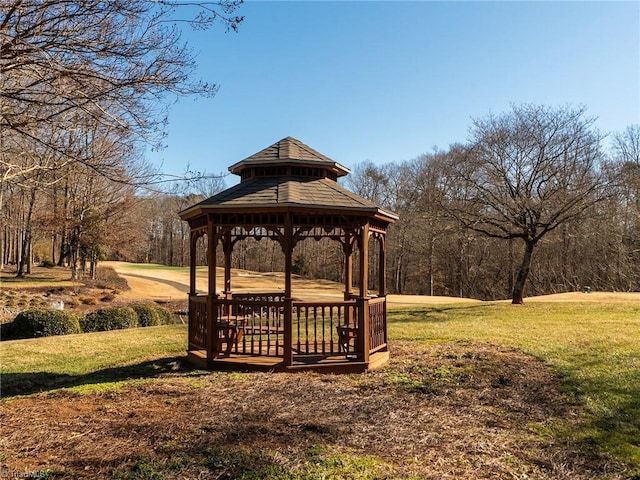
[147,1,640,183]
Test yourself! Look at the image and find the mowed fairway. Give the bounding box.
[0,263,639,479]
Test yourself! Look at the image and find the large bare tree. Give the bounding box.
[441,104,611,304]
[1,0,242,182]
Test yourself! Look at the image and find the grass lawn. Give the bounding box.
[1,301,638,479]
[1,325,188,395]
[388,301,640,466]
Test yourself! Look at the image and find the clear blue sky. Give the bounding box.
[147,1,640,183]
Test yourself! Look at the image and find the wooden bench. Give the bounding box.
[217,321,244,355]
[336,325,358,359]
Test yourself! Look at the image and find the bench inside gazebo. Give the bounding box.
[179,137,397,373]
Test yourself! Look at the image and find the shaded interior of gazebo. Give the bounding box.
[179,137,397,373]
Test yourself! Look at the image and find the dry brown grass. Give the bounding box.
[0,341,619,479]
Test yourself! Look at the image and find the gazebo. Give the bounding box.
[179,137,397,373]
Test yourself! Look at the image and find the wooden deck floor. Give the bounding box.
[187,349,389,373]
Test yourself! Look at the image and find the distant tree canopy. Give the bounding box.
[346,109,636,301]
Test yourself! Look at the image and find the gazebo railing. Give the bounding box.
[188,294,388,361]
[368,296,387,353]
[188,295,207,351]
[216,297,285,356]
[292,300,357,355]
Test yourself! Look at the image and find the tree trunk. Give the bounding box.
[16,187,37,278]
[512,240,536,304]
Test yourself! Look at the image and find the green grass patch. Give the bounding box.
[142,445,394,480]
[0,325,188,396]
[388,301,640,467]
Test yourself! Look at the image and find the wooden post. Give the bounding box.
[207,219,217,361]
[343,231,353,301]
[358,224,370,363]
[188,229,196,351]
[283,213,294,367]
[378,235,386,297]
[357,297,370,363]
[359,224,369,298]
[223,230,232,295]
[189,231,197,295]
[208,220,216,298]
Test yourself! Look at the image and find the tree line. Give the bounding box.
[3,103,638,302]
[2,4,637,301]
[351,106,639,302]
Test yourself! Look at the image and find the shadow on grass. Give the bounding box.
[2,356,197,397]
[388,303,495,323]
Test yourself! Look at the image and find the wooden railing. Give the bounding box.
[215,297,285,356]
[368,296,387,353]
[292,301,357,355]
[188,294,387,362]
[188,295,207,350]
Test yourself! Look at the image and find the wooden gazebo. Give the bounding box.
[179,137,397,373]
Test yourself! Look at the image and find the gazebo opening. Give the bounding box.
[179,137,398,373]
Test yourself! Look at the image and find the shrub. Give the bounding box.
[40,260,56,268]
[4,309,81,340]
[1,322,15,340]
[95,266,130,291]
[80,296,99,305]
[153,306,174,325]
[81,307,138,332]
[130,304,160,327]
[100,291,116,302]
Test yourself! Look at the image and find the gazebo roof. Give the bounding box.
[228,136,350,177]
[180,137,398,223]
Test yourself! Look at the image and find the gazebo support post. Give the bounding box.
[378,236,386,297]
[358,224,370,363]
[189,233,197,296]
[222,231,233,314]
[206,219,218,362]
[343,231,354,301]
[283,213,294,367]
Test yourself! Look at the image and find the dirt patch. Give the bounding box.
[0,342,620,479]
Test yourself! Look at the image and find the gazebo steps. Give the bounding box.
[187,349,389,374]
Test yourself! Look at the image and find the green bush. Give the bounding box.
[153,306,174,325]
[81,306,138,332]
[130,304,160,327]
[4,309,81,340]
[1,322,15,340]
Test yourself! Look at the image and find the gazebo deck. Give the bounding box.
[187,349,390,373]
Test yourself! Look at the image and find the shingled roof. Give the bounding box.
[228,136,350,177]
[180,137,398,222]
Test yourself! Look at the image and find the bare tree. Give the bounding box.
[612,124,640,288]
[1,0,243,183]
[440,104,611,304]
